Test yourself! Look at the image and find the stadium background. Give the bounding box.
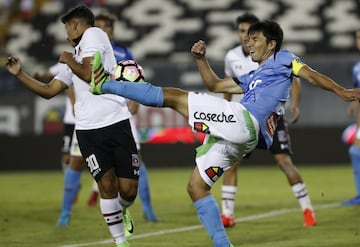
[0,0,359,170]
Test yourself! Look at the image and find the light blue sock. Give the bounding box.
[138,163,154,213]
[102,81,164,107]
[194,195,231,247]
[349,145,360,195]
[60,167,81,217]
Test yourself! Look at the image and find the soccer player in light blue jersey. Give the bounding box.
[89,20,360,247]
[343,29,360,206]
[221,13,315,228]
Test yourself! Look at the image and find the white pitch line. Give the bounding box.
[58,202,340,247]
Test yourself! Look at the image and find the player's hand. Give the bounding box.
[6,56,22,76]
[59,51,73,64]
[341,88,360,102]
[289,106,300,124]
[191,40,206,60]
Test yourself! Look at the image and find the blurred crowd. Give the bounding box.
[0,0,107,68]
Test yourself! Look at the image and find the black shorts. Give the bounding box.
[76,119,139,182]
[62,123,75,154]
[269,115,293,155]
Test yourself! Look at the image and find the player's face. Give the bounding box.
[64,19,78,41]
[247,31,275,64]
[237,22,252,54]
[95,19,113,39]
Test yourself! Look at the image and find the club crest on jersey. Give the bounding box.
[266,113,278,137]
[132,154,140,167]
[205,166,224,182]
[277,130,288,142]
[194,122,210,134]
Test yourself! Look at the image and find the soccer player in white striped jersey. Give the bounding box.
[6,6,137,247]
[221,13,316,228]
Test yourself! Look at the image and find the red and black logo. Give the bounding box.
[194,122,210,134]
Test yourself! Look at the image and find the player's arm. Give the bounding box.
[127,100,140,115]
[289,77,301,124]
[191,40,244,94]
[296,62,360,101]
[59,51,92,83]
[6,56,68,98]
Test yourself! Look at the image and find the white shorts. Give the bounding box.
[70,130,82,157]
[188,92,259,187]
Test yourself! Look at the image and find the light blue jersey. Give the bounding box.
[237,50,301,149]
[352,60,360,88]
[112,43,133,63]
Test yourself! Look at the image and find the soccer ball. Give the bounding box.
[341,123,357,145]
[113,60,145,82]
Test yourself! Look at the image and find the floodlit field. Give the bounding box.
[0,165,359,247]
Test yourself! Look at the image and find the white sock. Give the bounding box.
[291,182,313,211]
[221,185,237,217]
[100,197,126,245]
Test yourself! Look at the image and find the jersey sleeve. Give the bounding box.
[49,62,68,76]
[291,57,305,76]
[224,51,234,77]
[54,66,73,87]
[235,73,251,92]
[275,50,305,77]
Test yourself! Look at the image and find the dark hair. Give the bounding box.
[95,12,116,28]
[248,20,283,52]
[235,12,259,28]
[61,5,94,26]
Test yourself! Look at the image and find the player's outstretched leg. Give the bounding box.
[91,50,110,95]
[91,51,164,107]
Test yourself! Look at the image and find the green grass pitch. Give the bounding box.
[0,165,359,246]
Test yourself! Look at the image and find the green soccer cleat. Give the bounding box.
[230,243,234,247]
[91,51,109,95]
[116,241,130,247]
[123,209,134,238]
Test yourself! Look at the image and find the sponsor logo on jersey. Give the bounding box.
[194,122,210,134]
[205,166,224,182]
[193,111,236,123]
[266,113,278,137]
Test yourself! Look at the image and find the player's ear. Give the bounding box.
[269,40,276,51]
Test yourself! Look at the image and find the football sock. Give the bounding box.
[349,145,360,195]
[194,195,231,247]
[291,182,313,211]
[221,185,237,217]
[103,80,164,107]
[60,167,81,217]
[138,163,155,213]
[100,197,126,245]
